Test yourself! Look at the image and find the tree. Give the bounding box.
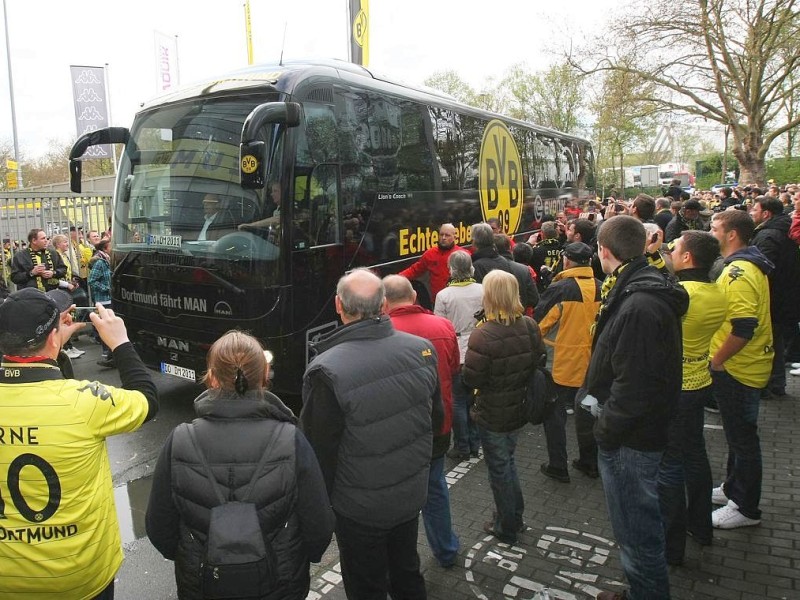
[591,66,658,194]
[22,139,116,188]
[423,70,478,105]
[498,62,585,134]
[570,0,800,185]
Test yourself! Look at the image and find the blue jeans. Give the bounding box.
[599,446,670,600]
[422,457,459,566]
[479,426,524,544]
[451,374,480,454]
[658,387,713,561]
[711,369,762,519]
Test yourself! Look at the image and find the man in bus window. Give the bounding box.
[197,194,234,241]
[239,182,282,231]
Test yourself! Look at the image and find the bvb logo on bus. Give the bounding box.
[241,154,258,174]
[479,120,523,234]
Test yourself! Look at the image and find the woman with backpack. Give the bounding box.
[146,330,334,599]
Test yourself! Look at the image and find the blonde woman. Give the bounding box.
[146,330,334,599]
[463,270,545,545]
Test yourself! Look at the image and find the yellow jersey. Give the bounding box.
[679,277,727,390]
[0,360,149,599]
[711,258,774,388]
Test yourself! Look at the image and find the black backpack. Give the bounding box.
[183,423,285,599]
[521,317,557,425]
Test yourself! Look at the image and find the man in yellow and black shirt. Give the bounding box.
[708,209,773,530]
[658,231,727,565]
[0,288,158,599]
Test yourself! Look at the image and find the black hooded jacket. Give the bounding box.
[751,213,800,323]
[586,257,689,452]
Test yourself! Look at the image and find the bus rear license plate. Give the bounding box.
[161,363,196,382]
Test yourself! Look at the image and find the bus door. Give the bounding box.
[290,162,343,359]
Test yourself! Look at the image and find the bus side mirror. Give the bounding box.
[68,127,130,193]
[240,141,267,189]
[239,102,301,190]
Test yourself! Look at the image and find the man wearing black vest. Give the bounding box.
[301,268,443,599]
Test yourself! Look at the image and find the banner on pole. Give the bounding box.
[154,31,180,93]
[347,0,369,67]
[70,65,111,160]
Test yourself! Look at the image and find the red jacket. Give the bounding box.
[388,304,459,442]
[790,212,800,244]
[399,244,462,303]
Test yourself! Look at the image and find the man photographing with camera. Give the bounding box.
[0,288,158,599]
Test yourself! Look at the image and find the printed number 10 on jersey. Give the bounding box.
[479,120,524,235]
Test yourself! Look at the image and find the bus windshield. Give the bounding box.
[112,96,284,268]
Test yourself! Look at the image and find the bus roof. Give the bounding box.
[138,59,591,146]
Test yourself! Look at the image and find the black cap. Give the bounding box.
[683,199,702,211]
[0,288,71,349]
[563,242,593,264]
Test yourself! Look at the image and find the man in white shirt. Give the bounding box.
[197,194,231,241]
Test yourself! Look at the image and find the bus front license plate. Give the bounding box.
[161,362,196,382]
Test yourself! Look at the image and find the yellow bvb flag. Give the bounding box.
[348,0,369,67]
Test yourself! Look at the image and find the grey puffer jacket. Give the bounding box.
[145,390,334,600]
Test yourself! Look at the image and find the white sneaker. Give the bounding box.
[712,503,760,529]
[790,362,800,369]
[566,408,575,415]
[711,485,730,506]
[64,348,84,359]
[790,368,800,376]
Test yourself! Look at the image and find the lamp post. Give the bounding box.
[2,0,21,188]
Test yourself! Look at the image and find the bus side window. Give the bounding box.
[309,164,340,246]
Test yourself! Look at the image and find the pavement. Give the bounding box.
[304,371,800,600]
[75,314,797,600]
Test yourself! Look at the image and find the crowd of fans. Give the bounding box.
[2,179,799,600]
[1,226,114,364]
[395,179,800,599]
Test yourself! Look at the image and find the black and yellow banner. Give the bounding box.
[348,0,369,67]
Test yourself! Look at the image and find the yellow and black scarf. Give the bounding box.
[28,248,57,292]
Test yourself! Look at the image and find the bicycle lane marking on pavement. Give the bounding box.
[464,526,624,599]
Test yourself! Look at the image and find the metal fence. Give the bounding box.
[1,193,113,287]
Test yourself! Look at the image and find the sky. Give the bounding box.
[0,0,622,161]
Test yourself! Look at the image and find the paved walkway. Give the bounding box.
[307,370,800,600]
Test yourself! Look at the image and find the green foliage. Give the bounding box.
[766,157,800,184]
[498,62,584,134]
[423,71,478,105]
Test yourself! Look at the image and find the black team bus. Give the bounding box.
[69,59,595,397]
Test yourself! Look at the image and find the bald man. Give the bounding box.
[399,222,462,305]
[384,274,460,568]
[300,268,443,599]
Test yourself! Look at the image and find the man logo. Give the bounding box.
[213,301,233,316]
[479,120,524,235]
